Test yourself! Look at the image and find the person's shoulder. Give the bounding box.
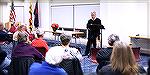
[0,30,7,34]
[31,38,42,43]
[41,39,47,43]
[96,18,101,20]
[41,62,67,74]
[98,48,112,53]
[29,62,42,75]
[69,47,78,51]
[88,19,93,21]
[30,62,42,69]
[26,43,37,50]
[99,64,112,73]
[96,18,100,19]
[50,46,62,50]
[47,46,64,53]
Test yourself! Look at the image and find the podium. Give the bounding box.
[88,24,105,48]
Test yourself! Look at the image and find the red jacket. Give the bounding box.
[31,38,49,52]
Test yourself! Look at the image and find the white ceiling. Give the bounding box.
[0,0,148,3]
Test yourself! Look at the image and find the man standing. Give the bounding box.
[84,11,101,56]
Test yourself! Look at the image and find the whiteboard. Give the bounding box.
[51,6,73,28]
[51,4,100,29]
[74,4,100,29]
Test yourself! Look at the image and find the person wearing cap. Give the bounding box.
[9,32,43,75]
[96,34,120,74]
[29,42,67,75]
[84,11,102,56]
[31,29,49,57]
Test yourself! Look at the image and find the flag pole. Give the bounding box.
[29,0,33,32]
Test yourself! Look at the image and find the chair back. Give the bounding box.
[59,58,83,75]
[90,48,101,63]
[9,57,34,75]
[132,47,140,61]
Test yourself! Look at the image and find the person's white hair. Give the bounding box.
[36,28,44,35]
[45,46,64,65]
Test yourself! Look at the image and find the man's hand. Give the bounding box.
[97,35,100,40]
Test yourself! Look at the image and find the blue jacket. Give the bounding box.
[29,61,67,75]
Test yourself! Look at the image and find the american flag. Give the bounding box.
[9,1,16,24]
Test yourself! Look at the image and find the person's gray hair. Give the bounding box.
[108,34,120,46]
[17,32,28,42]
[60,34,71,46]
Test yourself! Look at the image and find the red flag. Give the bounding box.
[9,1,16,24]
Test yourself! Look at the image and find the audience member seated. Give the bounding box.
[52,34,83,61]
[24,24,35,41]
[0,46,11,75]
[98,41,146,75]
[29,43,67,75]
[9,23,19,33]
[9,32,43,75]
[13,25,30,48]
[31,29,49,57]
[96,34,120,73]
[47,34,83,75]
[0,22,12,44]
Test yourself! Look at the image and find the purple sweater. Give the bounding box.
[12,42,42,59]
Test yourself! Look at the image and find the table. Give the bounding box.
[129,36,150,54]
[44,30,84,43]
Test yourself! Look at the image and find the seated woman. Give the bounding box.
[98,41,146,75]
[9,32,43,75]
[96,34,120,73]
